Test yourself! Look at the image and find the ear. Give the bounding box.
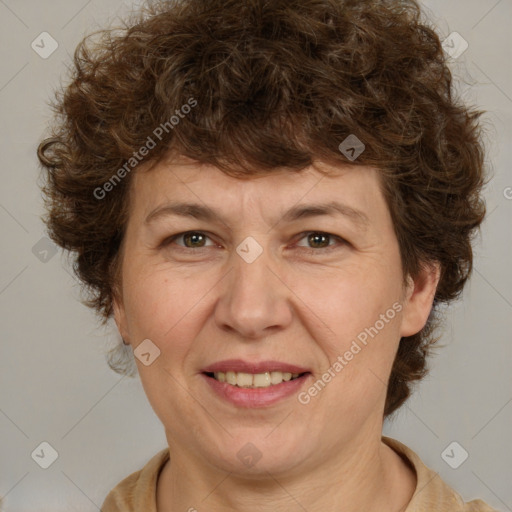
[112,292,130,344]
[399,262,441,337]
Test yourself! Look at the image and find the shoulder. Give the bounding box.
[100,448,170,512]
[382,437,499,512]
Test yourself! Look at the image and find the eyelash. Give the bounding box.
[161,231,347,256]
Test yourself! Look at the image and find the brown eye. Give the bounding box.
[306,233,331,249]
[295,231,347,255]
[181,232,208,248]
[163,231,215,250]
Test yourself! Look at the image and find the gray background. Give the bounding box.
[0,0,511,510]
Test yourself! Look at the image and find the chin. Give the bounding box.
[200,433,310,477]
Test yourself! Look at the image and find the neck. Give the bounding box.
[156,427,416,511]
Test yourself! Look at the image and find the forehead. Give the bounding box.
[131,157,386,222]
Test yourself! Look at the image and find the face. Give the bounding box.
[113,155,438,477]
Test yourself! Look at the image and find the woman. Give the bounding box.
[37,0,497,510]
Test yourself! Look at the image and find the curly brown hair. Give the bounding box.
[37,0,487,417]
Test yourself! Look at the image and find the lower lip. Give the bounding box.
[201,373,311,408]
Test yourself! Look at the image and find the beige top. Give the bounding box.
[101,436,498,511]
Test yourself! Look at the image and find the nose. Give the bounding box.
[213,242,293,340]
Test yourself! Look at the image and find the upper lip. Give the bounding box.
[202,359,310,374]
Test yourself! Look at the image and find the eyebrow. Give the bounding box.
[145,200,370,230]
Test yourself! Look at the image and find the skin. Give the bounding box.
[113,153,440,512]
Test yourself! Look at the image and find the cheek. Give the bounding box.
[293,262,403,409]
[123,266,197,334]
[122,265,219,372]
[294,261,403,346]
[121,268,213,422]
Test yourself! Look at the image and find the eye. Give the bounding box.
[294,231,346,254]
[160,230,347,255]
[163,231,216,249]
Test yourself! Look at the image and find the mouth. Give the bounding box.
[201,370,312,407]
[203,370,310,389]
[200,359,312,407]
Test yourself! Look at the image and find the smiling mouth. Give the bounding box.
[203,371,309,388]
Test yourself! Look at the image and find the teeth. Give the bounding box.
[271,371,291,385]
[236,372,253,387]
[253,372,272,387]
[213,371,301,387]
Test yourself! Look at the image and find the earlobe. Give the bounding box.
[399,262,441,338]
